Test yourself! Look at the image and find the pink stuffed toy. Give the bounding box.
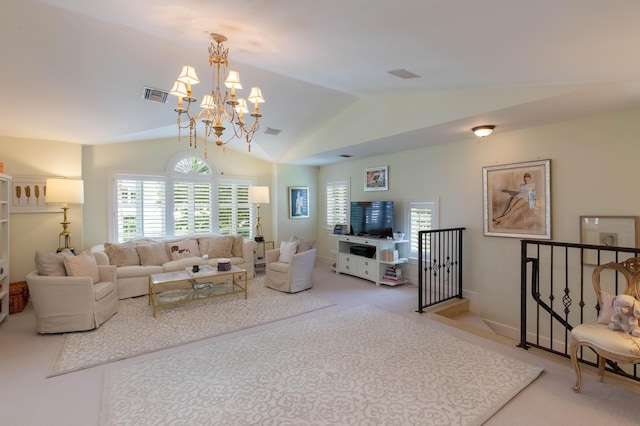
[609,294,640,337]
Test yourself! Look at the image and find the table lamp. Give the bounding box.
[248,186,269,242]
[45,178,84,252]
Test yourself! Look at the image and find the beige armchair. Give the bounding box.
[264,248,316,293]
[25,265,119,334]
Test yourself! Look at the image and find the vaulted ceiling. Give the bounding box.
[3,0,640,165]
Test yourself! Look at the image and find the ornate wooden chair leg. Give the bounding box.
[570,340,582,392]
[597,356,606,382]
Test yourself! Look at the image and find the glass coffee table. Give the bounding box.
[148,265,247,317]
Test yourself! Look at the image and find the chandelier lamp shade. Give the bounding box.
[471,125,496,137]
[248,186,270,242]
[45,178,85,252]
[169,33,265,158]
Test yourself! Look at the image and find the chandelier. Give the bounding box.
[169,33,265,158]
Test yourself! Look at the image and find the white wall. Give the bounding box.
[0,137,83,281]
[317,107,640,330]
[4,106,640,334]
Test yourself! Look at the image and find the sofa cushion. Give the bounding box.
[64,250,100,283]
[163,257,203,272]
[232,235,244,257]
[290,235,316,253]
[278,240,298,263]
[116,264,164,278]
[207,235,234,258]
[136,242,170,266]
[167,239,200,260]
[104,241,140,267]
[34,249,74,276]
[93,281,115,301]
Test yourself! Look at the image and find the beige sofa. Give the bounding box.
[91,234,257,299]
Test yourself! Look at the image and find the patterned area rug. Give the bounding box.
[48,276,334,377]
[100,305,543,425]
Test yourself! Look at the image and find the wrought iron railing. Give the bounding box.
[417,228,465,312]
[520,239,640,381]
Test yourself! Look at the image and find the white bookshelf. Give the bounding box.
[0,173,10,324]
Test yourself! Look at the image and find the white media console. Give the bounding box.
[336,235,408,286]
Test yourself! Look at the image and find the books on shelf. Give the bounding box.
[382,249,399,262]
[384,265,402,279]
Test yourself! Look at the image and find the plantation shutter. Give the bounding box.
[326,180,349,228]
[409,202,435,257]
[115,178,166,242]
[218,182,251,237]
[173,181,213,236]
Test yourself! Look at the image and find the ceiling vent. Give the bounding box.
[142,87,169,103]
[264,127,282,136]
[387,69,421,79]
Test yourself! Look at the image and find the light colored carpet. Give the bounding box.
[100,304,543,425]
[48,276,334,377]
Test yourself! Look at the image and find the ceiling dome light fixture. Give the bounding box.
[472,125,496,137]
[169,33,265,158]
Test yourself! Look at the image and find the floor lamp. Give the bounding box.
[45,178,84,253]
[248,186,269,242]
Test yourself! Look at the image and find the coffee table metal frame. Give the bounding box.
[148,265,247,317]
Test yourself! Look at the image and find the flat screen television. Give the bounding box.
[350,201,394,238]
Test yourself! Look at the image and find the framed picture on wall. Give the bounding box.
[483,159,551,239]
[289,186,309,218]
[364,166,388,191]
[580,216,639,264]
[11,176,60,213]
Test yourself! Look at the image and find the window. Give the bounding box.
[112,155,252,242]
[407,201,438,258]
[171,158,213,236]
[326,180,349,229]
[217,180,252,237]
[114,178,167,242]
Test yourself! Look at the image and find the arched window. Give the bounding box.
[169,156,214,236]
[110,153,254,242]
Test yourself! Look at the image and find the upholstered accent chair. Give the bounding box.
[25,264,119,334]
[264,246,316,293]
[569,257,640,391]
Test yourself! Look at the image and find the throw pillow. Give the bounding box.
[64,250,100,283]
[232,235,244,257]
[104,241,140,267]
[278,240,298,263]
[167,239,200,260]
[207,235,234,258]
[597,291,616,324]
[290,235,316,253]
[34,249,74,276]
[137,243,170,266]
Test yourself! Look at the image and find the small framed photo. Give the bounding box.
[580,216,639,264]
[289,186,309,219]
[364,166,388,191]
[483,159,551,239]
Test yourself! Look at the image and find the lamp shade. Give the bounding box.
[177,65,200,85]
[248,186,269,204]
[45,179,84,205]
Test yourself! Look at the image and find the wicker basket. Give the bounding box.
[9,281,29,314]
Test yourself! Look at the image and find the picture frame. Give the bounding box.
[364,166,388,191]
[288,186,309,219]
[580,216,639,264]
[483,159,551,239]
[11,176,60,213]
